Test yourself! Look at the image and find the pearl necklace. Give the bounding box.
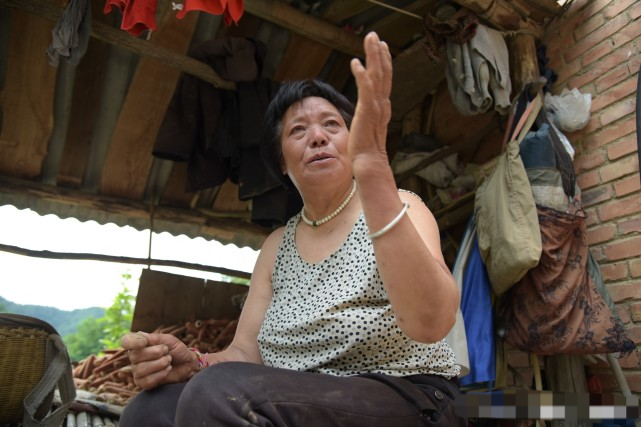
[301,180,356,227]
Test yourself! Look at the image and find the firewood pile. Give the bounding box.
[72,318,238,407]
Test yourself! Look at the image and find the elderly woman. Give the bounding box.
[120,32,464,426]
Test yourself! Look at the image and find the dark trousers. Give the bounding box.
[120,362,466,426]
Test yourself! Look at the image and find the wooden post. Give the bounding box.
[507,33,540,96]
[545,355,590,427]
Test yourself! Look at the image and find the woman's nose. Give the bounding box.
[309,125,328,146]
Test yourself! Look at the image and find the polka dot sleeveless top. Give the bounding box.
[257,212,460,378]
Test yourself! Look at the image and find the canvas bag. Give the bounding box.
[0,313,76,426]
[474,92,543,295]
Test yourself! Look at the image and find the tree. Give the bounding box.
[99,272,136,349]
[65,315,104,361]
[64,272,137,361]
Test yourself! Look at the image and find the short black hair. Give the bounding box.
[260,79,355,190]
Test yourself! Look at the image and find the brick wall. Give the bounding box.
[542,0,641,395]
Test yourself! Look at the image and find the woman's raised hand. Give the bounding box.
[121,331,198,390]
[348,32,393,170]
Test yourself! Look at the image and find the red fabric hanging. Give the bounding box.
[104,0,158,36]
[176,0,244,25]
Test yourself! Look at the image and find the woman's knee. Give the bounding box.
[120,382,187,427]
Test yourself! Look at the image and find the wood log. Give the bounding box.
[508,33,540,97]
[0,0,235,89]
[453,0,544,37]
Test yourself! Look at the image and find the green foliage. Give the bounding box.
[64,272,137,361]
[65,316,105,361]
[99,273,136,350]
[220,275,250,286]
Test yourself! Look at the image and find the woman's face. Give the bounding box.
[279,96,351,188]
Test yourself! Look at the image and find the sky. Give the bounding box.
[0,204,260,311]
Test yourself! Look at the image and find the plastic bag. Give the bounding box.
[544,88,591,132]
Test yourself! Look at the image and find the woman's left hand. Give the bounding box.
[348,32,393,168]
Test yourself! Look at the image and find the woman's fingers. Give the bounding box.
[121,331,148,350]
[356,32,392,96]
[133,362,172,390]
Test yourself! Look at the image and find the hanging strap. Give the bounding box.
[22,334,76,427]
[636,67,641,187]
[510,91,543,146]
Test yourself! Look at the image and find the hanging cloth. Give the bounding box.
[176,0,244,26]
[103,0,158,36]
[46,0,92,66]
[495,205,636,355]
[459,222,495,387]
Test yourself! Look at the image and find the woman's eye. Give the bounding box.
[290,125,305,135]
[325,120,339,127]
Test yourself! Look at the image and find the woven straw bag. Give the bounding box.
[0,314,75,426]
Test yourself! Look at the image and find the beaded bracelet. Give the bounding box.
[188,347,210,371]
[366,202,410,239]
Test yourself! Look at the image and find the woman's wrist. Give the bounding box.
[188,347,210,372]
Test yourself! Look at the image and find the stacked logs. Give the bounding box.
[72,318,238,407]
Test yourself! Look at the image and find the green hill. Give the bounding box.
[0,295,105,337]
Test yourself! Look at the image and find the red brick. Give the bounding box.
[618,305,631,324]
[631,258,641,278]
[582,184,613,206]
[582,118,636,151]
[595,65,631,94]
[611,21,641,48]
[575,151,607,172]
[604,0,638,19]
[600,97,635,127]
[599,153,639,183]
[601,235,641,260]
[577,169,601,189]
[592,76,638,112]
[581,38,616,67]
[628,54,641,76]
[565,13,629,62]
[632,1,641,20]
[606,282,641,302]
[574,13,606,41]
[627,372,641,393]
[626,325,641,345]
[569,45,633,92]
[600,261,629,281]
[631,302,641,322]
[587,222,617,245]
[619,215,641,236]
[617,348,640,368]
[554,57,583,88]
[607,134,639,160]
[614,175,641,197]
[579,0,610,22]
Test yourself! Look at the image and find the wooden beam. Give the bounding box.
[0,0,235,89]
[243,0,386,57]
[0,242,252,279]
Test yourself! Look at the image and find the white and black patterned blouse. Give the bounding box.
[257,212,460,378]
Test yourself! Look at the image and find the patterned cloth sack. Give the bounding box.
[494,205,636,355]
